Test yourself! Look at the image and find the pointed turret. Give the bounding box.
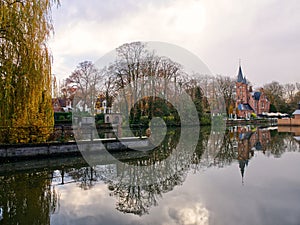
[239,159,248,185]
[236,60,248,84]
[242,76,247,84]
[237,65,244,83]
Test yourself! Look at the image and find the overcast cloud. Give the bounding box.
[50,0,300,87]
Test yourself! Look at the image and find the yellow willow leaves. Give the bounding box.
[0,0,60,143]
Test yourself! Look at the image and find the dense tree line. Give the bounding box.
[66,42,299,124]
[67,42,213,125]
[263,81,300,114]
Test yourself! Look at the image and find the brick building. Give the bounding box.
[235,64,270,118]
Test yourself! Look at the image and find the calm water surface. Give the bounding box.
[1,126,300,225]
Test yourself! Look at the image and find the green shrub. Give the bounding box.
[140,116,150,127]
[95,113,105,124]
[200,113,211,125]
[58,115,65,120]
[163,115,179,126]
[54,112,72,125]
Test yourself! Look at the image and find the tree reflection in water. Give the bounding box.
[54,126,300,216]
[103,127,189,216]
[101,126,299,215]
[1,126,300,222]
[0,171,59,225]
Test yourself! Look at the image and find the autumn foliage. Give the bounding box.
[0,0,59,143]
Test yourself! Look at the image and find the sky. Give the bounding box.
[49,0,300,88]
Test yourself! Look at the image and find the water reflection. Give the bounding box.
[229,126,271,183]
[0,126,300,224]
[0,170,59,225]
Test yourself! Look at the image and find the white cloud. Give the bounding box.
[50,0,300,86]
[50,0,207,79]
[167,203,209,225]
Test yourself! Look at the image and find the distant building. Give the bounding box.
[52,97,72,112]
[235,64,270,118]
[95,94,111,114]
[95,94,122,127]
[278,102,300,126]
[293,102,300,120]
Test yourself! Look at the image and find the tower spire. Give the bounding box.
[237,59,244,83]
[239,160,246,185]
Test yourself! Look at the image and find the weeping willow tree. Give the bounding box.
[0,0,59,143]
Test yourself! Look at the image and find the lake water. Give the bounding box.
[1,126,300,225]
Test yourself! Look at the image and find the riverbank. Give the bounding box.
[226,118,277,126]
[0,149,152,174]
[0,137,149,160]
[0,121,277,160]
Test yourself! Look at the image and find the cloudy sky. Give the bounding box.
[49,0,300,87]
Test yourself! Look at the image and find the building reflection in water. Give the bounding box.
[2,126,300,223]
[278,126,300,142]
[229,126,271,184]
[53,126,274,215]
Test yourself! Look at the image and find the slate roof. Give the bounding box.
[253,92,261,100]
[239,132,253,140]
[237,65,248,84]
[237,66,244,83]
[254,141,263,150]
[238,103,254,111]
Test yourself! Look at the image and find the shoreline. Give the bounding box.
[0,137,149,160]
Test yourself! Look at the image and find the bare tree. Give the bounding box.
[264,81,283,98]
[283,83,296,103]
[263,81,285,112]
[69,61,102,114]
[215,75,236,115]
[100,66,118,107]
[115,42,148,106]
[110,42,187,119]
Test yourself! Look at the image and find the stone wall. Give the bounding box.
[0,137,149,159]
[0,142,79,158]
